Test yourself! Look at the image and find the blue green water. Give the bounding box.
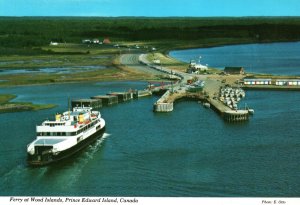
[170,42,300,75]
[0,43,300,197]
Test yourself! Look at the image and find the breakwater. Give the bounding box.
[72,89,152,109]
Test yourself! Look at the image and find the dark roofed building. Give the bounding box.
[224,67,245,75]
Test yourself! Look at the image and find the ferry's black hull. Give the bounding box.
[27,126,105,166]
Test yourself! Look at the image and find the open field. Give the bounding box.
[0,43,155,86]
[0,52,112,69]
[0,66,153,87]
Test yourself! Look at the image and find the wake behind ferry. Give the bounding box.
[27,107,105,166]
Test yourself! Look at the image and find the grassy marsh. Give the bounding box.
[0,94,56,113]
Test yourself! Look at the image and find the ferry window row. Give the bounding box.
[37,132,76,136]
[76,120,97,135]
[45,123,65,127]
[37,120,99,136]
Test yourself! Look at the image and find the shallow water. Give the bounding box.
[0,65,107,75]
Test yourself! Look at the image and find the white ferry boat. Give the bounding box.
[27,107,105,166]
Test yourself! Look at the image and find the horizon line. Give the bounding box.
[1,15,300,18]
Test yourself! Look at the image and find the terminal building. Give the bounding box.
[243,79,272,85]
[244,78,300,86]
[275,79,300,86]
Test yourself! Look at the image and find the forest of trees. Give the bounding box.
[1,17,300,54]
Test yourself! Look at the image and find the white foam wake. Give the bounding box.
[49,132,111,189]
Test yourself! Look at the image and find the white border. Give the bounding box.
[1,197,300,205]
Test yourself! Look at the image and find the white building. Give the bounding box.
[92,39,100,44]
[187,60,208,73]
[243,79,272,85]
[50,41,58,46]
[82,39,91,44]
[276,79,300,86]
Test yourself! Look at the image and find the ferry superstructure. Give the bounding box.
[27,107,105,166]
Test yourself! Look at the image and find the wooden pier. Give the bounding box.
[153,102,173,112]
[207,98,249,122]
[73,87,249,122]
[71,99,102,109]
[139,54,250,122]
[83,89,153,108]
[223,110,249,122]
[136,90,152,98]
[108,92,133,102]
[153,90,173,112]
[91,95,118,106]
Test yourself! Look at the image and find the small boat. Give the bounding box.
[248,108,254,115]
[203,102,210,108]
[245,103,254,115]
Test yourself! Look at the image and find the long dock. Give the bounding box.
[139,54,250,122]
[136,90,152,98]
[73,88,152,109]
[207,98,249,122]
[74,53,300,123]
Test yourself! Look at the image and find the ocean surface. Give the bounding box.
[0,42,300,197]
[169,41,300,75]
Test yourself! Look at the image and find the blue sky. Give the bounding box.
[0,0,299,17]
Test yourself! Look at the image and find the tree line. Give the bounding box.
[1,17,300,53]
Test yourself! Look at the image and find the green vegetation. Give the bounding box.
[0,94,16,103]
[0,52,112,69]
[0,67,152,87]
[1,17,299,112]
[0,94,56,113]
[146,53,187,72]
[1,17,300,87]
[1,17,300,54]
[0,44,155,86]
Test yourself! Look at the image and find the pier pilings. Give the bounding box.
[91,95,118,106]
[72,89,152,109]
[153,102,174,112]
[71,99,102,109]
[108,92,133,102]
[223,110,249,122]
